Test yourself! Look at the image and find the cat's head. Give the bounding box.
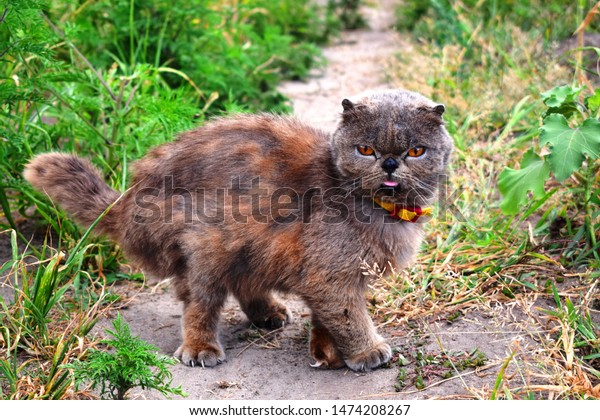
[331,89,453,208]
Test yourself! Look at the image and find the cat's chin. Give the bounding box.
[376,184,402,196]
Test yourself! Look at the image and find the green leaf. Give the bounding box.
[540,114,600,182]
[584,88,600,116]
[541,85,583,119]
[542,85,582,108]
[498,149,551,214]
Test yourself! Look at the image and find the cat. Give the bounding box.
[24,89,453,371]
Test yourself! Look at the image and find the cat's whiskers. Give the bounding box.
[399,175,437,204]
[311,165,366,198]
[391,172,430,188]
[343,174,384,199]
[401,173,439,197]
[392,172,437,192]
[314,167,438,204]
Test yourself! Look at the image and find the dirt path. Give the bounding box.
[96,0,541,400]
[279,0,403,132]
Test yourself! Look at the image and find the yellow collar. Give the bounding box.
[373,197,432,223]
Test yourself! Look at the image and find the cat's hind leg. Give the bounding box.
[234,290,291,330]
[309,317,345,369]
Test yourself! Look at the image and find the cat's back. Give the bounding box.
[131,114,331,192]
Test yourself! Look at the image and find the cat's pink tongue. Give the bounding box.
[383,180,398,187]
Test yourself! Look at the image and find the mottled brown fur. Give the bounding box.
[24,89,453,371]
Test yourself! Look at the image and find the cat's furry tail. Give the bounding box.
[23,152,122,238]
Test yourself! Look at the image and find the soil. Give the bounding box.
[1,0,579,401]
[105,282,548,400]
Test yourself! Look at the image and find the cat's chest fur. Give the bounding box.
[359,216,422,270]
[297,199,423,288]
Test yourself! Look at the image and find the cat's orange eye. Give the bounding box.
[407,147,425,157]
[357,145,375,156]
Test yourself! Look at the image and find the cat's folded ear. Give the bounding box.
[341,99,368,122]
[419,104,446,124]
[342,98,355,111]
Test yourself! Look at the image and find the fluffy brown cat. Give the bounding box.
[24,89,452,371]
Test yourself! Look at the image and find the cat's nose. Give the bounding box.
[381,157,399,175]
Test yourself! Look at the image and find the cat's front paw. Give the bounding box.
[344,341,392,372]
[174,342,225,368]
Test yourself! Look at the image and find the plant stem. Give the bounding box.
[0,5,8,26]
[583,157,599,260]
[130,0,135,68]
[41,13,117,102]
[575,0,585,85]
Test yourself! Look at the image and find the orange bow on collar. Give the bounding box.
[373,197,432,223]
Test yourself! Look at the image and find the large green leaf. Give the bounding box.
[498,149,551,214]
[540,114,600,182]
